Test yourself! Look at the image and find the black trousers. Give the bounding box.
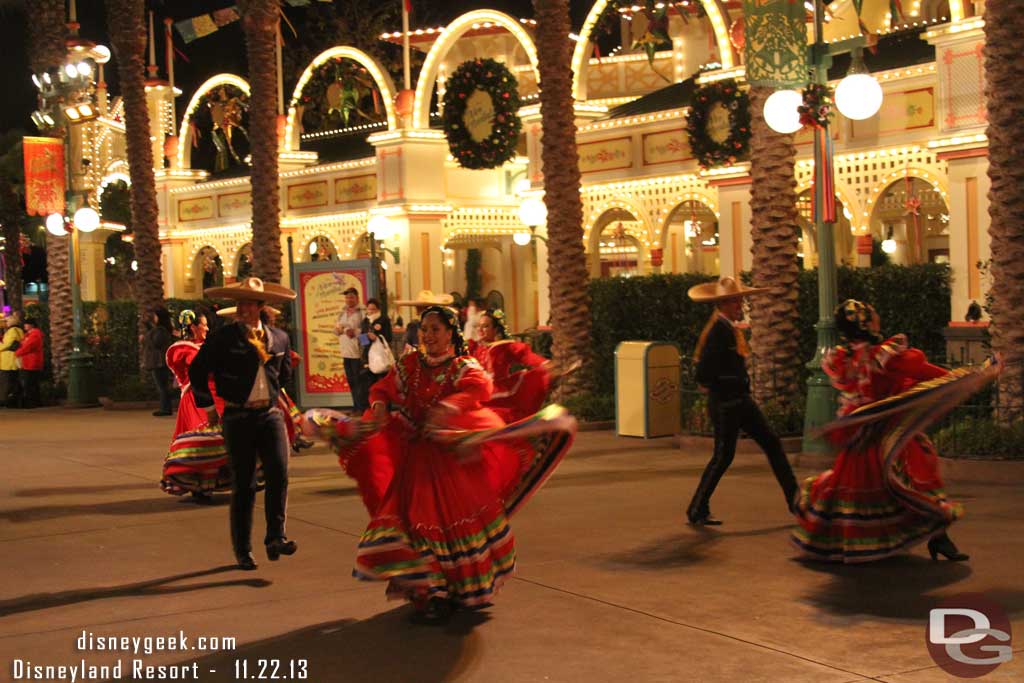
[1,369,20,407]
[19,370,41,408]
[222,406,290,554]
[687,394,798,519]
[151,367,175,414]
[343,357,366,412]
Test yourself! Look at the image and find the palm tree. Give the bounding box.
[105,0,164,362]
[983,3,1024,420]
[746,86,803,410]
[532,0,591,395]
[25,0,71,381]
[0,131,26,313]
[239,0,283,283]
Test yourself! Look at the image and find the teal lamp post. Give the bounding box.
[761,2,884,451]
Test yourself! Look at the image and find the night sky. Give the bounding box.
[0,0,599,136]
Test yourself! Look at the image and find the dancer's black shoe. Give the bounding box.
[928,533,969,562]
[410,597,453,625]
[266,538,298,561]
[235,552,258,571]
[687,512,723,526]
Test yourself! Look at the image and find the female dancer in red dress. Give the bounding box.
[792,300,1001,563]
[308,305,575,623]
[468,309,551,423]
[161,310,230,502]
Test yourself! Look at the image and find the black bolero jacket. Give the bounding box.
[694,317,751,400]
[189,321,292,409]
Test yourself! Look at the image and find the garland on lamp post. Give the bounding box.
[442,58,522,170]
[685,78,751,169]
[798,83,834,129]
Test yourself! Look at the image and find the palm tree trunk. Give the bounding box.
[983,4,1024,420]
[106,0,164,367]
[1,180,24,312]
[747,86,803,410]
[240,0,283,283]
[27,0,70,381]
[533,0,590,396]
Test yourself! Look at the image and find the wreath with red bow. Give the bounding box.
[685,79,751,169]
[442,58,522,170]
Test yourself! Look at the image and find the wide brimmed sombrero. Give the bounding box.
[216,305,281,318]
[688,277,772,303]
[204,277,296,303]
[393,289,455,308]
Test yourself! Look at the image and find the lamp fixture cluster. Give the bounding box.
[31,50,107,129]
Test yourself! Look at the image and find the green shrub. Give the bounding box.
[562,391,615,422]
[932,417,1024,460]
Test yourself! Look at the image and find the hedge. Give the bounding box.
[589,264,952,397]
[24,298,294,401]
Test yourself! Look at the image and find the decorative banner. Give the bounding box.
[334,174,377,205]
[743,0,809,89]
[577,137,633,174]
[22,137,65,217]
[643,129,692,166]
[286,181,329,210]
[291,260,379,408]
[464,89,496,142]
[217,192,250,218]
[177,196,214,222]
[851,87,934,136]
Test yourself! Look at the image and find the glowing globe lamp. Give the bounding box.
[835,73,883,121]
[763,89,803,134]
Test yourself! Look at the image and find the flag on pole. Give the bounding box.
[743,0,809,89]
[174,7,240,44]
[212,7,240,27]
[22,137,65,217]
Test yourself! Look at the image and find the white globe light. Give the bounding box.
[512,231,532,246]
[763,89,803,134]
[881,238,897,254]
[46,213,67,236]
[518,197,547,227]
[835,73,883,120]
[73,207,100,233]
[309,240,318,255]
[91,45,111,65]
[367,214,394,241]
[77,62,92,77]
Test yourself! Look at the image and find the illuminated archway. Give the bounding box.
[177,74,251,169]
[572,0,734,101]
[286,46,398,151]
[413,10,539,129]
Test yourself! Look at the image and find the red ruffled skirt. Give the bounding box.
[792,434,961,563]
[337,407,571,607]
[160,390,231,495]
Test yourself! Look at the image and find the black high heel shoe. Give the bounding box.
[928,533,969,562]
[266,538,298,561]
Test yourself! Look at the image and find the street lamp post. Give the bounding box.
[33,49,107,407]
[760,2,883,451]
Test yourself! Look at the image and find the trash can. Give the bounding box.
[615,341,681,438]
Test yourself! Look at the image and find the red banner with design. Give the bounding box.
[23,137,65,217]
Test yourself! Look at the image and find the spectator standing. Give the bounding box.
[15,317,45,408]
[143,306,176,416]
[0,312,25,408]
[358,298,392,407]
[334,287,366,413]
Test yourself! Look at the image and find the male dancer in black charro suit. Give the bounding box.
[685,277,798,526]
[189,277,298,570]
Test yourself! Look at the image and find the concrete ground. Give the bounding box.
[1,408,1022,682]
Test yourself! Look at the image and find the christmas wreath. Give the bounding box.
[442,58,522,170]
[291,57,385,134]
[685,78,751,169]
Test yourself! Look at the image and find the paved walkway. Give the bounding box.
[1,408,1022,682]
